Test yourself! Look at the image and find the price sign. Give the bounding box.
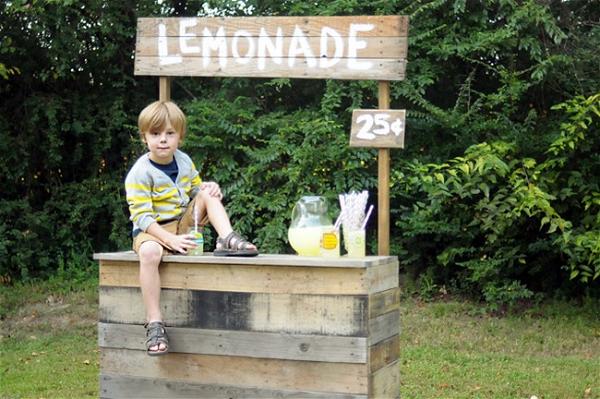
[349,109,405,148]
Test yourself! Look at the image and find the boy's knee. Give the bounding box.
[138,241,163,265]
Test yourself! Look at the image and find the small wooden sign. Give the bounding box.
[350,109,405,148]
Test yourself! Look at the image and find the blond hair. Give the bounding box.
[138,101,187,139]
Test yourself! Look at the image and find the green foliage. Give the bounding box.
[393,94,599,305]
[182,91,377,253]
[1,0,599,309]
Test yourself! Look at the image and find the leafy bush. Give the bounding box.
[393,94,600,305]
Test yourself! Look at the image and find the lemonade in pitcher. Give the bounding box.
[288,196,334,257]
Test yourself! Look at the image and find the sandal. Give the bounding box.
[214,231,259,257]
[145,321,169,356]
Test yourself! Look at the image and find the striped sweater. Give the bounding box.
[125,149,202,233]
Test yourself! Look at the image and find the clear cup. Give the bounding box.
[187,227,204,256]
[319,227,340,257]
[345,229,366,258]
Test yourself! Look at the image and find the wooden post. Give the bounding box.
[377,81,391,256]
[159,76,171,101]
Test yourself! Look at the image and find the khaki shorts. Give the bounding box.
[132,195,209,253]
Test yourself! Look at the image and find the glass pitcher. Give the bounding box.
[288,196,333,256]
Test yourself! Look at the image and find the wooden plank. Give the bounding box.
[99,287,368,336]
[134,56,406,80]
[137,36,408,59]
[100,373,368,399]
[368,287,400,319]
[349,109,405,148]
[367,260,399,294]
[93,251,397,268]
[378,81,391,256]
[369,360,400,398]
[101,348,368,394]
[137,16,409,37]
[99,322,367,363]
[368,310,399,346]
[159,76,171,101]
[99,260,369,295]
[369,335,399,373]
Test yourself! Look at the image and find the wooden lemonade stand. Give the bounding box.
[95,15,408,398]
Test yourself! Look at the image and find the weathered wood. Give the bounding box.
[93,251,395,268]
[369,360,400,398]
[99,286,368,336]
[367,260,399,293]
[134,16,408,80]
[350,109,405,148]
[378,81,391,256]
[100,373,368,399]
[137,36,408,59]
[137,16,409,37]
[99,258,396,295]
[95,252,400,397]
[369,335,399,373]
[101,348,369,394]
[159,76,171,101]
[134,56,406,80]
[100,260,366,294]
[368,287,400,319]
[99,322,366,363]
[368,310,399,346]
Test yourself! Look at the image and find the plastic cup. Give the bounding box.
[319,227,340,257]
[345,229,366,258]
[187,228,204,256]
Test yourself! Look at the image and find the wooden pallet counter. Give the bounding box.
[94,252,400,398]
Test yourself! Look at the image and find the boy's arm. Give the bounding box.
[146,222,196,254]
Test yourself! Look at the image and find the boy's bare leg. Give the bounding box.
[138,240,166,352]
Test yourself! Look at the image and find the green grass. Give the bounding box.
[1,277,599,398]
[0,276,99,399]
[1,330,98,398]
[400,298,600,399]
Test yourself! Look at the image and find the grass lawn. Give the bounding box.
[0,277,98,398]
[400,298,600,398]
[1,277,599,398]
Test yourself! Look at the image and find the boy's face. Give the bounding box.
[142,120,181,164]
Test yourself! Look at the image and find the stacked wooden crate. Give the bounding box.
[95,252,400,398]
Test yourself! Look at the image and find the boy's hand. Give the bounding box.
[200,181,223,200]
[165,233,197,254]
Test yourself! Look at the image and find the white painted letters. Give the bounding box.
[319,27,343,69]
[232,30,255,64]
[257,27,283,70]
[202,26,227,68]
[179,19,200,54]
[158,23,182,65]
[347,24,374,70]
[288,26,316,68]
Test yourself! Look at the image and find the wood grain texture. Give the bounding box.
[349,109,405,148]
[134,56,406,80]
[368,287,400,319]
[99,322,367,363]
[99,286,368,335]
[137,16,409,37]
[369,360,400,398]
[100,373,368,399]
[101,348,369,394]
[93,251,397,268]
[133,16,408,80]
[137,36,408,59]
[369,335,399,373]
[368,310,400,346]
[99,260,369,295]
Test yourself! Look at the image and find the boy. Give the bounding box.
[125,100,258,356]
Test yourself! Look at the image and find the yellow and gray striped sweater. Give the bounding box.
[125,149,202,233]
